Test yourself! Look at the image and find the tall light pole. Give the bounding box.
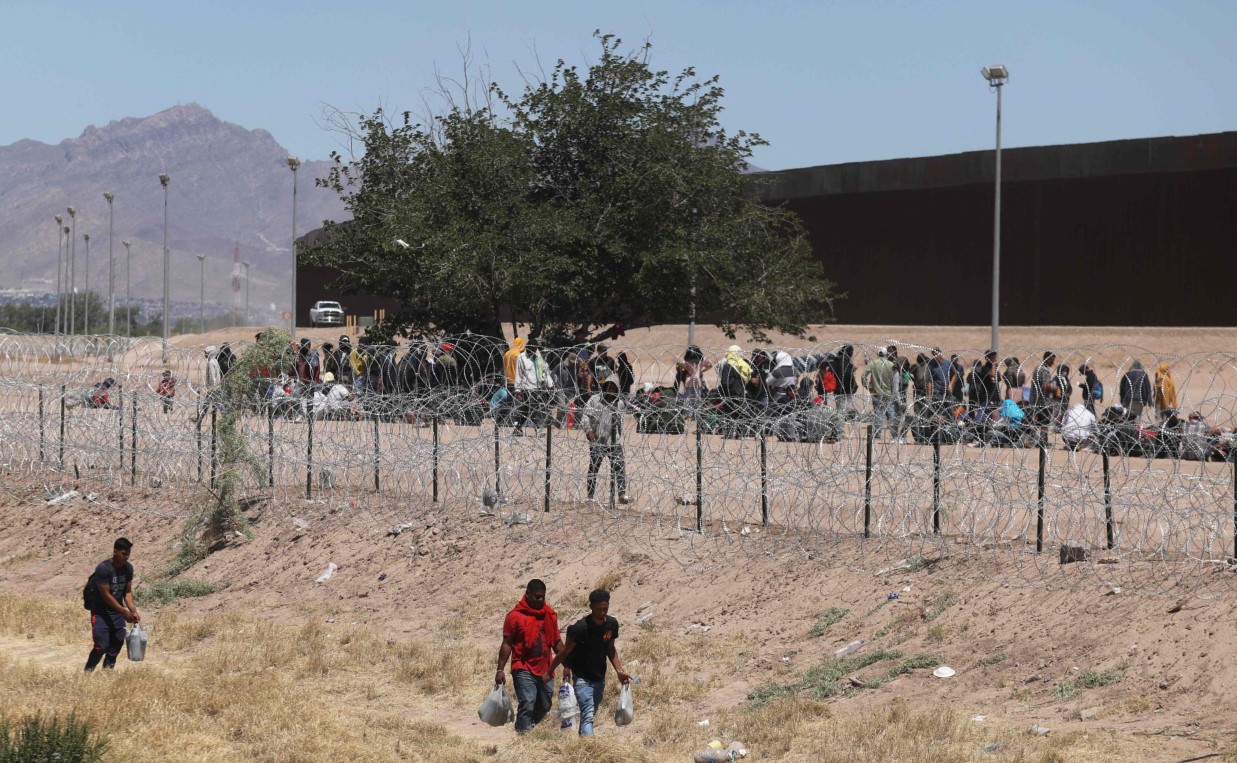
[67,207,76,339]
[197,254,206,334]
[54,215,63,339]
[82,233,91,335]
[63,226,72,334]
[242,260,251,326]
[286,156,300,339]
[104,192,115,338]
[122,240,132,336]
[981,64,1008,355]
[159,173,170,362]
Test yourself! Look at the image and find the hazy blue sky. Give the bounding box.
[5,0,1234,170]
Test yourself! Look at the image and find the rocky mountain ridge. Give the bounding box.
[0,104,348,322]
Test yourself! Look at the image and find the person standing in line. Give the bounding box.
[1078,363,1102,416]
[546,589,632,737]
[583,380,631,504]
[85,537,140,671]
[861,347,897,441]
[1120,360,1153,421]
[1030,351,1060,433]
[1154,362,1178,422]
[676,345,712,410]
[204,345,222,388]
[156,369,176,414]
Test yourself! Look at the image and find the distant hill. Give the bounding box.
[0,104,347,322]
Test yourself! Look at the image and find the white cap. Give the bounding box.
[877,348,887,357]
[728,345,742,354]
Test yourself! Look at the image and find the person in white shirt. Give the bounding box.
[513,343,554,436]
[582,381,630,504]
[1061,403,1097,450]
[311,372,353,419]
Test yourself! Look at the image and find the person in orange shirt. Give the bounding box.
[503,337,525,388]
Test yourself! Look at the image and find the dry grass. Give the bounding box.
[593,569,623,593]
[0,592,1189,762]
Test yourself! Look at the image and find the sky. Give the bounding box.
[5,0,1234,170]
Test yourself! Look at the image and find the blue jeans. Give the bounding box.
[511,669,552,733]
[573,676,606,736]
[871,394,896,439]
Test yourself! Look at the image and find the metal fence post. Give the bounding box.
[544,421,552,513]
[695,413,703,532]
[129,393,137,486]
[932,438,942,535]
[59,384,66,470]
[863,424,873,538]
[267,403,275,488]
[306,407,314,499]
[431,414,439,503]
[209,405,218,490]
[116,386,123,471]
[372,415,380,493]
[760,430,769,527]
[1036,443,1047,553]
[493,419,501,498]
[38,386,45,463]
[196,400,203,482]
[1103,451,1115,550]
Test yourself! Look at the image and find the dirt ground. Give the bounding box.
[3,324,1237,761]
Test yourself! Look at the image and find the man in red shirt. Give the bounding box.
[495,579,562,733]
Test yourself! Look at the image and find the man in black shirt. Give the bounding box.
[85,537,140,671]
[546,589,631,736]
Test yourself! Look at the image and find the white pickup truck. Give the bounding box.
[308,301,345,327]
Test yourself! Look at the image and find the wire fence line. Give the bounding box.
[2,333,1237,595]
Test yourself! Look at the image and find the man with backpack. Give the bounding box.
[84,537,139,671]
[546,588,633,737]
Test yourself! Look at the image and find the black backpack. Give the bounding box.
[82,577,99,610]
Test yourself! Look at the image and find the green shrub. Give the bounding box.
[808,607,849,637]
[136,578,227,607]
[0,713,108,763]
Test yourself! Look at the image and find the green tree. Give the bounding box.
[312,32,836,342]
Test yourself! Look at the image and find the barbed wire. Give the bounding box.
[2,333,1236,596]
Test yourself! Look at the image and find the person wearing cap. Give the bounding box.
[204,345,222,388]
[496,579,563,734]
[432,342,459,389]
[862,347,898,441]
[311,371,353,419]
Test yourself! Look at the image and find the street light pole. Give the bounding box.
[67,207,76,339]
[159,173,170,362]
[83,233,91,335]
[242,260,251,326]
[54,215,63,339]
[287,156,300,339]
[104,192,115,338]
[62,226,71,334]
[122,240,132,337]
[197,254,206,334]
[981,64,1008,355]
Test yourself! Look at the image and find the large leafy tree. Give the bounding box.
[312,32,837,342]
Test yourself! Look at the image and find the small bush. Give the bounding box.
[978,653,1008,667]
[924,591,958,622]
[0,713,108,763]
[1078,668,1124,689]
[136,578,226,607]
[808,607,849,637]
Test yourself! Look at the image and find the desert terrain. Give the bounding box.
[2,324,1237,762]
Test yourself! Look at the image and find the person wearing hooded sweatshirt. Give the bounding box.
[1154,363,1178,422]
[1120,360,1152,421]
[496,579,563,734]
[717,345,754,433]
[503,337,525,389]
[204,345,223,388]
[832,345,859,419]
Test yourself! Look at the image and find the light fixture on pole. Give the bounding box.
[286,156,300,339]
[67,207,77,339]
[197,254,206,334]
[242,260,251,326]
[104,192,115,339]
[122,240,132,337]
[159,173,170,362]
[980,64,1008,355]
[54,215,63,339]
[82,233,91,335]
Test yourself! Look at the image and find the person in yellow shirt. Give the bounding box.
[504,337,526,388]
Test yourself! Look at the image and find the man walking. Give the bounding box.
[496,579,563,734]
[547,589,632,737]
[1120,360,1152,421]
[583,381,631,504]
[85,537,139,671]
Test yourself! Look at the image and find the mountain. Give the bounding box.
[0,104,348,322]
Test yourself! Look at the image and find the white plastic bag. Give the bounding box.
[126,623,148,662]
[556,682,578,729]
[614,683,634,726]
[478,683,514,727]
